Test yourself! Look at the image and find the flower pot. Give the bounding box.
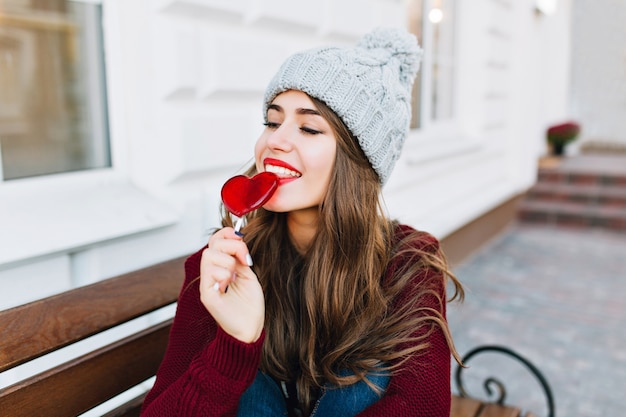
[552,142,565,156]
[546,121,580,156]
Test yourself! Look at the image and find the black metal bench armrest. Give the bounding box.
[454,345,555,417]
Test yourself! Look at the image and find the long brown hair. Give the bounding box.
[222,95,464,413]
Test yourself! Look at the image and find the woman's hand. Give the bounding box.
[199,227,265,343]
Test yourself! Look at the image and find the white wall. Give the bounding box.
[0,0,575,324]
[0,0,574,410]
[386,0,572,236]
[570,0,626,147]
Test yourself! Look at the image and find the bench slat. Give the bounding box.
[451,395,483,417]
[478,403,522,417]
[0,320,172,417]
[0,256,185,372]
[101,393,147,417]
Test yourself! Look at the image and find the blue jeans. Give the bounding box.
[237,369,390,417]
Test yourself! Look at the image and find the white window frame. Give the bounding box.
[0,0,111,181]
[421,0,455,128]
[0,0,177,269]
[402,0,481,164]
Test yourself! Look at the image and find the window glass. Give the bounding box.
[430,0,455,121]
[407,0,456,129]
[0,0,110,181]
[407,0,424,128]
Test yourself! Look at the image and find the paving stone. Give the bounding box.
[448,224,626,417]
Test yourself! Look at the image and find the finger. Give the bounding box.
[214,266,256,295]
[207,262,235,284]
[200,266,234,296]
[208,227,242,245]
[200,249,236,294]
[209,238,253,268]
[214,278,233,294]
[203,248,238,272]
[220,263,257,289]
[233,264,256,282]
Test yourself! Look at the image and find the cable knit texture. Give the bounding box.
[141,224,452,416]
[263,28,422,185]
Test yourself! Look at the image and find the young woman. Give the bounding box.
[141,27,463,417]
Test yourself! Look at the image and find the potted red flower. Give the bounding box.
[546,121,580,156]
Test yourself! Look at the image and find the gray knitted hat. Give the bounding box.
[263,27,422,184]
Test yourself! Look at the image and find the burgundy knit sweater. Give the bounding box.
[141,225,452,416]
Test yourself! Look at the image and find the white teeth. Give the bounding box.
[265,164,301,178]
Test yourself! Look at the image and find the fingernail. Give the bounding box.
[246,253,253,266]
[235,230,245,237]
[213,282,220,292]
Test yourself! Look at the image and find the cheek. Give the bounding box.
[254,136,266,169]
[310,145,336,178]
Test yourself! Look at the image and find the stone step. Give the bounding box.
[526,182,626,206]
[518,155,626,232]
[517,200,626,231]
[537,169,626,186]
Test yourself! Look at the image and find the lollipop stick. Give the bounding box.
[234,216,244,233]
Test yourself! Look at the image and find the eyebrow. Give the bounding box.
[268,104,321,117]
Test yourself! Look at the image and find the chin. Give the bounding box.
[261,201,287,213]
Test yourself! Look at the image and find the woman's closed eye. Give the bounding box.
[263,121,280,130]
[264,121,322,136]
[300,126,323,135]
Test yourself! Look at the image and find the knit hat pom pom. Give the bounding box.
[358,27,422,84]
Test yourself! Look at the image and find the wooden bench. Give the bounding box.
[0,256,186,417]
[0,257,553,417]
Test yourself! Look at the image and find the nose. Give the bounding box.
[265,123,293,152]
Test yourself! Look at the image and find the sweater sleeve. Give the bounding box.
[357,227,452,417]
[141,248,264,417]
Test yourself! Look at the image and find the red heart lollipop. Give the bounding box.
[221,172,279,218]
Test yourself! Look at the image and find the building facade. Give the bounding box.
[0,0,580,412]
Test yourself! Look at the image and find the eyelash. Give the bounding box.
[263,122,322,135]
[263,122,279,129]
[300,126,322,135]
